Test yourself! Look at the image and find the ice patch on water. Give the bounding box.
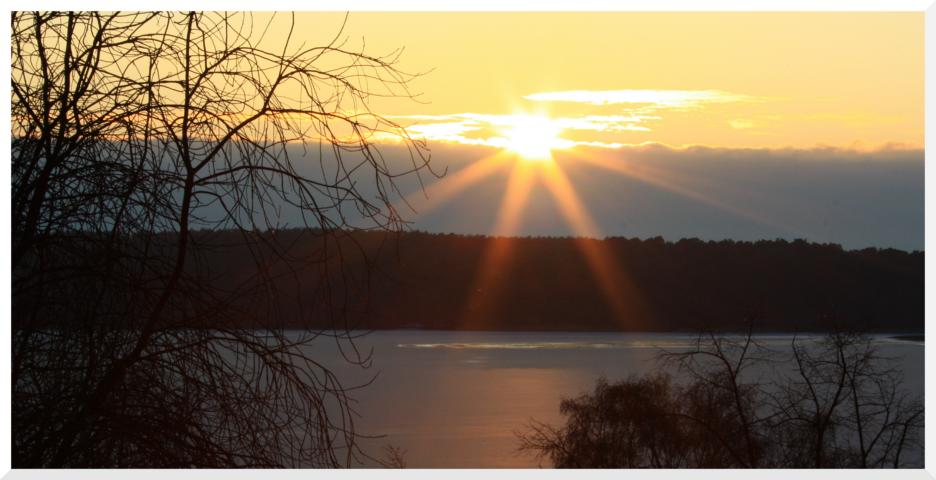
[398,341,691,350]
[394,334,911,350]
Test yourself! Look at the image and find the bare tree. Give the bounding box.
[518,328,923,468]
[769,333,924,468]
[377,444,408,468]
[12,11,436,467]
[657,322,771,468]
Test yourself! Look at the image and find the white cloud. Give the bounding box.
[387,112,657,148]
[729,119,755,130]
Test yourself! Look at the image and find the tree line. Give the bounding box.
[116,228,922,333]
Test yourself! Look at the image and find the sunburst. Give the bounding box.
[499,114,569,162]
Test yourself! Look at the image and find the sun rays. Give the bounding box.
[459,162,538,328]
[537,161,650,328]
[405,134,653,329]
[405,117,808,330]
[401,151,513,215]
[564,150,802,238]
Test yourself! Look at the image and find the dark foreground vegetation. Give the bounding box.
[12,12,436,468]
[519,331,924,468]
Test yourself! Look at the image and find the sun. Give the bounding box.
[501,115,568,161]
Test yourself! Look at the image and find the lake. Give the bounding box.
[311,331,924,468]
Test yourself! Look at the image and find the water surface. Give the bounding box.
[312,331,924,468]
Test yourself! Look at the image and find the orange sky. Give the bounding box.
[269,12,923,150]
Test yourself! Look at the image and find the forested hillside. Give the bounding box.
[185,230,923,333]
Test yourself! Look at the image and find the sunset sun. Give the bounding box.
[501,115,567,161]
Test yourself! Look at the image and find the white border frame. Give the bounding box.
[2,2,934,479]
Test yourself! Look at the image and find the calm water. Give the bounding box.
[309,331,924,468]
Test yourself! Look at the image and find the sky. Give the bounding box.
[304,12,923,150]
[257,12,924,250]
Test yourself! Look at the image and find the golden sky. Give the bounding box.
[277,12,923,150]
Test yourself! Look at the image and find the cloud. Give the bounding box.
[556,115,654,132]
[189,141,922,251]
[398,143,923,251]
[384,112,652,149]
[728,119,755,130]
[380,90,766,150]
[402,121,482,142]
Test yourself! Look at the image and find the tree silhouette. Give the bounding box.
[768,333,925,468]
[519,374,691,468]
[12,11,436,467]
[519,330,923,468]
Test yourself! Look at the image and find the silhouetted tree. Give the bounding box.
[659,323,770,467]
[12,11,435,467]
[768,333,924,468]
[519,330,923,468]
[378,445,408,468]
[519,374,690,468]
